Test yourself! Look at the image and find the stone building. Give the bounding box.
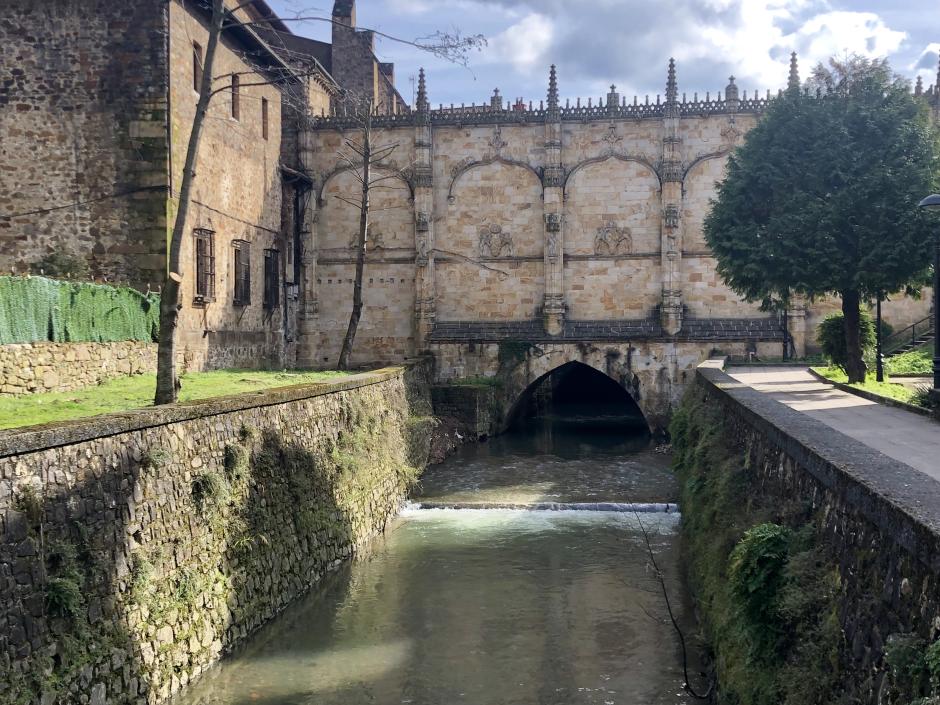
[305,55,939,427]
[0,0,401,370]
[0,0,937,412]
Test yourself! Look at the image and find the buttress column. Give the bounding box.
[413,69,436,349]
[660,59,683,336]
[296,108,320,367]
[542,65,565,336]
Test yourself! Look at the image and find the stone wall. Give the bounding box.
[0,0,170,289]
[0,365,433,704]
[0,342,157,396]
[684,364,940,703]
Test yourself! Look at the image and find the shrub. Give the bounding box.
[191,469,228,511]
[728,522,792,657]
[817,309,876,372]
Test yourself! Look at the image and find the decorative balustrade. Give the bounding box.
[310,56,939,131]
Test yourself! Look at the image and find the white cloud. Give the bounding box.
[691,6,906,90]
[910,43,940,88]
[484,12,554,74]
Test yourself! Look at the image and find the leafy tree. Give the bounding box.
[704,56,938,382]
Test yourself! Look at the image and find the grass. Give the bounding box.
[813,366,919,405]
[0,370,349,430]
[886,343,934,376]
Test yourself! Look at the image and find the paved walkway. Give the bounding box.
[726,367,940,482]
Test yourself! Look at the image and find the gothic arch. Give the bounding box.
[563,154,662,196]
[317,164,415,205]
[682,148,733,191]
[447,156,543,201]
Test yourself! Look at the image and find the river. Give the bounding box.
[178,402,698,705]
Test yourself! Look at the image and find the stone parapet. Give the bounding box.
[0,341,157,396]
[0,365,432,704]
[692,363,940,701]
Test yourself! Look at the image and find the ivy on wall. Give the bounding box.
[0,276,159,344]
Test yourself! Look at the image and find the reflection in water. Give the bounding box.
[417,414,672,506]
[177,369,696,705]
[179,511,694,705]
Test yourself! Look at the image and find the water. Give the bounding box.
[178,414,698,705]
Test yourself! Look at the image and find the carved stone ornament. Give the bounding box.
[721,116,742,145]
[602,123,623,153]
[542,166,564,188]
[413,165,433,188]
[488,126,508,155]
[415,211,430,232]
[451,156,474,178]
[546,231,558,260]
[479,223,513,258]
[594,221,632,255]
[416,232,430,266]
[544,212,562,232]
[663,204,680,229]
[661,159,683,183]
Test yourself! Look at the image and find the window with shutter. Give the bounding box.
[263,249,280,309]
[233,240,251,306]
[193,228,215,303]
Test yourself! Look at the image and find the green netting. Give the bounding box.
[0,276,160,344]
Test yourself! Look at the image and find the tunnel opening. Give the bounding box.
[508,362,650,452]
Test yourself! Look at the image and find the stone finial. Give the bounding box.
[915,75,923,97]
[788,51,800,92]
[607,84,620,113]
[547,64,559,111]
[666,58,677,104]
[935,52,940,105]
[725,75,739,103]
[490,87,502,110]
[416,67,428,113]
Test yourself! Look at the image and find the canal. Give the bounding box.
[178,364,699,705]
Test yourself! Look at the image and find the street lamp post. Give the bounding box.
[917,194,940,393]
[875,291,884,383]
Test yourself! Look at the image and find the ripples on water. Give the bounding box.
[177,413,698,705]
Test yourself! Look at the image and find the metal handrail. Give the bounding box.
[884,315,934,354]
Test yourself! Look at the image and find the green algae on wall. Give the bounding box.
[0,366,433,704]
[671,388,846,705]
[672,374,940,705]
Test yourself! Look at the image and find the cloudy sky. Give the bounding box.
[267,0,940,107]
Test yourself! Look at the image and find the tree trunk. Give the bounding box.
[154,0,225,405]
[337,109,372,370]
[842,289,867,384]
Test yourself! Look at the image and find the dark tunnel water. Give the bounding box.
[177,365,699,705]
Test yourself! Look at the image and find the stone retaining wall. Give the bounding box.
[692,365,940,703]
[0,364,433,704]
[0,341,157,396]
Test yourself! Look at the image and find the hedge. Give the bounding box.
[0,276,160,344]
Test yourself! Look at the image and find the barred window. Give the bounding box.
[231,74,240,120]
[261,97,269,140]
[193,228,215,302]
[263,248,280,309]
[233,240,251,306]
[193,42,203,93]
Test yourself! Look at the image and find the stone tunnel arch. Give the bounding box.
[505,359,650,434]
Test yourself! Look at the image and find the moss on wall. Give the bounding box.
[671,389,846,704]
[672,384,940,705]
[0,367,431,704]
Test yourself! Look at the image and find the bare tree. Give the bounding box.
[154,2,485,403]
[331,98,408,370]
